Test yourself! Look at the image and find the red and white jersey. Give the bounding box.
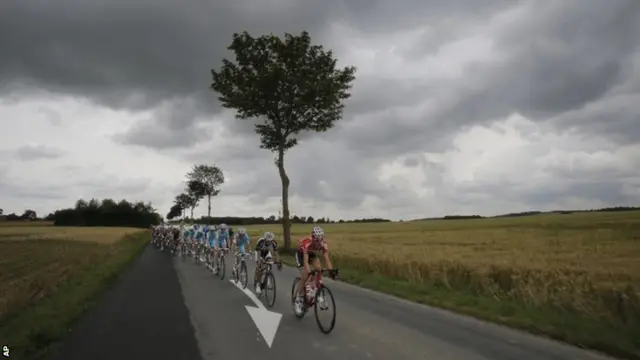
[297,236,328,253]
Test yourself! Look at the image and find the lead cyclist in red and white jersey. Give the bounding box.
[293,226,337,314]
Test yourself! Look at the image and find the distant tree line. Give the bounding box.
[0,209,37,221]
[46,198,162,228]
[171,215,391,225]
[413,206,640,221]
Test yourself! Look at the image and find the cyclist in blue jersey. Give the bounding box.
[194,223,205,260]
[205,225,217,270]
[232,227,250,281]
[212,223,230,274]
[233,227,251,256]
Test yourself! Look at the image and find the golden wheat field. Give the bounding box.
[247,211,640,329]
[0,224,147,320]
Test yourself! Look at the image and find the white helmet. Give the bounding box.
[264,232,275,241]
[238,227,246,235]
[311,227,324,241]
[220,223,227,230]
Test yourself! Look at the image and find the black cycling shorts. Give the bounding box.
[294,250,318,269]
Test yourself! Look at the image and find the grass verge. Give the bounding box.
[0,231,149,360]
[279,248,639,360]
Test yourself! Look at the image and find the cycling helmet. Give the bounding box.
[219,223,227,230]
[238,227,246,235]
[264,232,275,241]
[311,227,324,242]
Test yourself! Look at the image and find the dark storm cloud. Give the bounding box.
[0,0,338,131]
[2,0,639,217]
[2,0,523,150]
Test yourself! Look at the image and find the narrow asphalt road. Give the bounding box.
[51,245,620,360]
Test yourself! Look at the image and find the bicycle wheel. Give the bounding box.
[263,271,276,308]
[239,261,248,289]
[233,259,239,283]
[219,254,226,280]
[314,285,336,334]
[291,277,306,319]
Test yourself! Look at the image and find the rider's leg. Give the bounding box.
[254,255,263,284]
[296,251,310,298]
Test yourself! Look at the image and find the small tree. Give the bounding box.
[211,31,356,248]
[185,180,205,219]
[187,164,225,218]
[21,209,37,221]
[167,204,182,220]
[175,193,192,219]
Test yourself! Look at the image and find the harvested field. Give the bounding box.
[0,225,145,243]
[0,223,149,359]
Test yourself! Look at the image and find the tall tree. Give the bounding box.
[211,31,356,248]
[187,164,225,218]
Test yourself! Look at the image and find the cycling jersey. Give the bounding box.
[297,237,327,254]
[208,229,217,247]
[234,233,250,253]
[255,237,278,259]
[195,228,204,243]
[215,228,229,248]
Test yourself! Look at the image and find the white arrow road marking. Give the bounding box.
[230,279,282,348]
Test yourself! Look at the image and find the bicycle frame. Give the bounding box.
[233,252,247,270]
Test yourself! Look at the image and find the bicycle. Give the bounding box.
[291,268,339,334]
[213,248,228,280]
[232,252,249,289]
[254,254,281,308]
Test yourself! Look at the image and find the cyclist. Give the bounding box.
[207,225,217,267]
[233,227,251,256]
[254,231,282,295]
[182,222,191,253]
[231,227,251,276]
[293,226,336,314]
[194,223,205,259]
[213,224,230,274]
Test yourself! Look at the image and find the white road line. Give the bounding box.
[229,279,282,348]
[229,279,265,310]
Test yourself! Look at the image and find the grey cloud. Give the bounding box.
[14,144,64,160]
[343,0,640,159]
[113,99,214,149]
[37,106,62,126]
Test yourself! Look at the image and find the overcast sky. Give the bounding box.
[1,0,639,221]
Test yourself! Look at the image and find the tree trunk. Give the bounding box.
[207,195,212,218]
[190,206,194,220]
[277,148,292,249]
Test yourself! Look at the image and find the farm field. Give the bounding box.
[245,211,640,358]
[0,223,149,360]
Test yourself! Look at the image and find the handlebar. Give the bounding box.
[309,268,340,279]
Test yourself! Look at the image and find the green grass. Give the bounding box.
[0,231,149,360]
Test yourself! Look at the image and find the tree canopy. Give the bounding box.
[211,30,356,248]
[48,198,162,227]
[187,164,225,218]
